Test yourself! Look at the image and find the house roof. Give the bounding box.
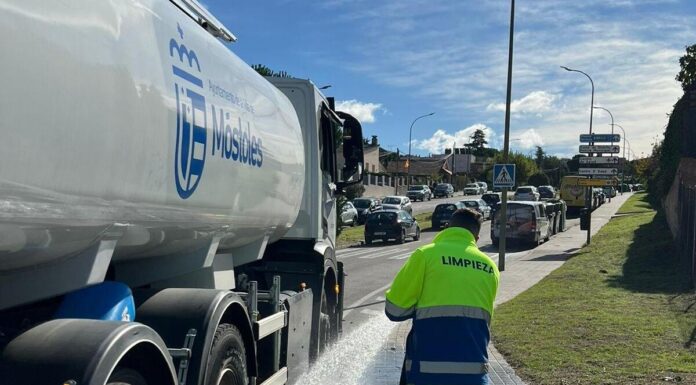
[384,156,452,176]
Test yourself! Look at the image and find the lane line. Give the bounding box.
[388,253,410,260]
[343,282,392,318]
[358,248,407,259]
[337,248,378,259]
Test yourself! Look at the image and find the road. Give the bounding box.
[408,191,483,215]
[339,200,580,334]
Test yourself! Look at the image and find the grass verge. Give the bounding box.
[492,192,696,385]
[336,212,432,249]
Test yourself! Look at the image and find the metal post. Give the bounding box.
[271,275,282,373]
[498,0,515,272]
[406,112,435,188]
[561,65,594,245]
[615,124,627,195]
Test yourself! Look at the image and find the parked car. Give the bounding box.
[538,185,555,199]
[434,183,455,198]
[406,185,432,201]
[463,183,482,195]
[592,188,606,207]
[481,192,501,207]
[513,186,540,201]
[603,186,617,198]
[491,201,551,246]
[476,182,489,193]
[340,202,359,226]
[381,195,413,215]
[352,197,382,224]
[364,210,420,244]
[431,202,466,230]
[632,183,644,191]
[460,199,492,220]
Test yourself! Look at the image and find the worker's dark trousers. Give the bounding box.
[399,329,414,385]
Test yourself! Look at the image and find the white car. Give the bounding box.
[476,182,488,193]
[463,183,482,195]
[460,199,492,220]
[340,202,359,226]
[380,196,413,215]
[514,186,540,201]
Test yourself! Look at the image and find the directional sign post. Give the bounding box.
[579,156,620,165]
[493,164,516,189]
[579,133,620,143]
[579,168,618,176]
[579,145,620,154]
[577,179,617,187]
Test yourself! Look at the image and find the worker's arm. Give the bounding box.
[384,249,425,322]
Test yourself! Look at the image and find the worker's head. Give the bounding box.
[448,208,482,240]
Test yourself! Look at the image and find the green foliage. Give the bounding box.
[534,146,545,168]
[676,44,696,90]
[464,129,489,156]
[567,154,582,173]
[648,95,686,204]
[344,183,365,201]
[527,172,550,187]
[251,64,292,78]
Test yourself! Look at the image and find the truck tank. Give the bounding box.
[0,0,305,308]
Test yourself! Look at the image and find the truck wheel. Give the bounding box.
[207,324,248,385]
[107,368,148,385]
[318,292,337,355]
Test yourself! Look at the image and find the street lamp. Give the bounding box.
[561,66,595,135]
[593,105,615,147]
[561,65,595,245]
[614,123,628,194]
[406,112,435,187]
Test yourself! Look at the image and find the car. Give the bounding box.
[434,183,455,198]
[538,185,555,199]
[381,195,413,215]
[431,202,466,230]
[460,199,492,220]
[481,192,501,214]
[406,185,432,201]
[603,186,617,198]
[514,186,540,201]
[364,210,420,244]
[491,201,551,246]
[340,202,359,227]
[352,197,382,224]
[475,182,488,193]
[632,183,644,191]
[463,183,482,195]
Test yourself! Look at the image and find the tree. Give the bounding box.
[527,172,550,187]
[251,64,292,78]
[676,44,696,90]
[465,129,488,155]
[534,146,545,168]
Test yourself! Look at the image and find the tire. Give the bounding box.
[397,229,406,244]
[365,237,372,245]
[413,227,421,241]
[351,216,357,227]
[317,292,333,356]
[108,368,148,385]
[207,324,248,385]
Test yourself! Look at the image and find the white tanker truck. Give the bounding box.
[0,1,365,384]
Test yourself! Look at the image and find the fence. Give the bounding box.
[676,180,696,288]
[362,174,434,189]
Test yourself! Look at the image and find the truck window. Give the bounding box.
[319,106,341,183]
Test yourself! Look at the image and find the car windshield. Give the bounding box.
[461,201,478,207]
[539,187,551,192]
[352,199,371,209]
[408,186,421,191]
[367,212,396,223]
[497,204,534,222]
[382,197,401,204]
[434,204,457,215]
[517,187,533,193]
[466,184,478,188]
[436,184,449,190]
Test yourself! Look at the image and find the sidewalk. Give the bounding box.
[365,194,633,385]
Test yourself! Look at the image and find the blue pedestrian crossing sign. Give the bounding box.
[493,164,516,188]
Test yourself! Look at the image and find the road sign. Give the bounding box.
[579,168,618,176]
[493,164,516,188]
[579,145,620,153]
[579,133,620,143]
[577,179,617,187]
[579,156,620,165]
[588,175,619,180]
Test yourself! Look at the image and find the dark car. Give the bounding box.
[431,202,465,230]
[481,192,501,207]
[406,185,432,202]
[352,197,382,224]
[434,183,455,198]
[364,210,420,244]
[538,185,555,199]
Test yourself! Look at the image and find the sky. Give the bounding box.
[201,0,696,159]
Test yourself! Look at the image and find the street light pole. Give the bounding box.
[561,65,594,245]
[614,124,627,195]
[406,112,435,188]
[498,0,515,272]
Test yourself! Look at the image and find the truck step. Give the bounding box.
[254,310,287,340]
[259,367,288,385]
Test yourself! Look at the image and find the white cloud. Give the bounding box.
[414,124,497,154]
[487,91,557,114]
[512,129,545,150]
[335,99,383,124]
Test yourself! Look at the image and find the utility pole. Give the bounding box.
[498,0,515,272]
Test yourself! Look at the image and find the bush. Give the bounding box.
[527,173,550,187]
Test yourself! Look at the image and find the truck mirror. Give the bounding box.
[335,111,364,192]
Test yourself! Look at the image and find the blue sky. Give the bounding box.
[202,0,695,158]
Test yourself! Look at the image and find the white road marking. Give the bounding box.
[337,248,377,259]
[343,282,392,318]
[388,253,410,260]
[358,249,400,259]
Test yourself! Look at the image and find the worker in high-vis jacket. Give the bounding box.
[385,208,500,385]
